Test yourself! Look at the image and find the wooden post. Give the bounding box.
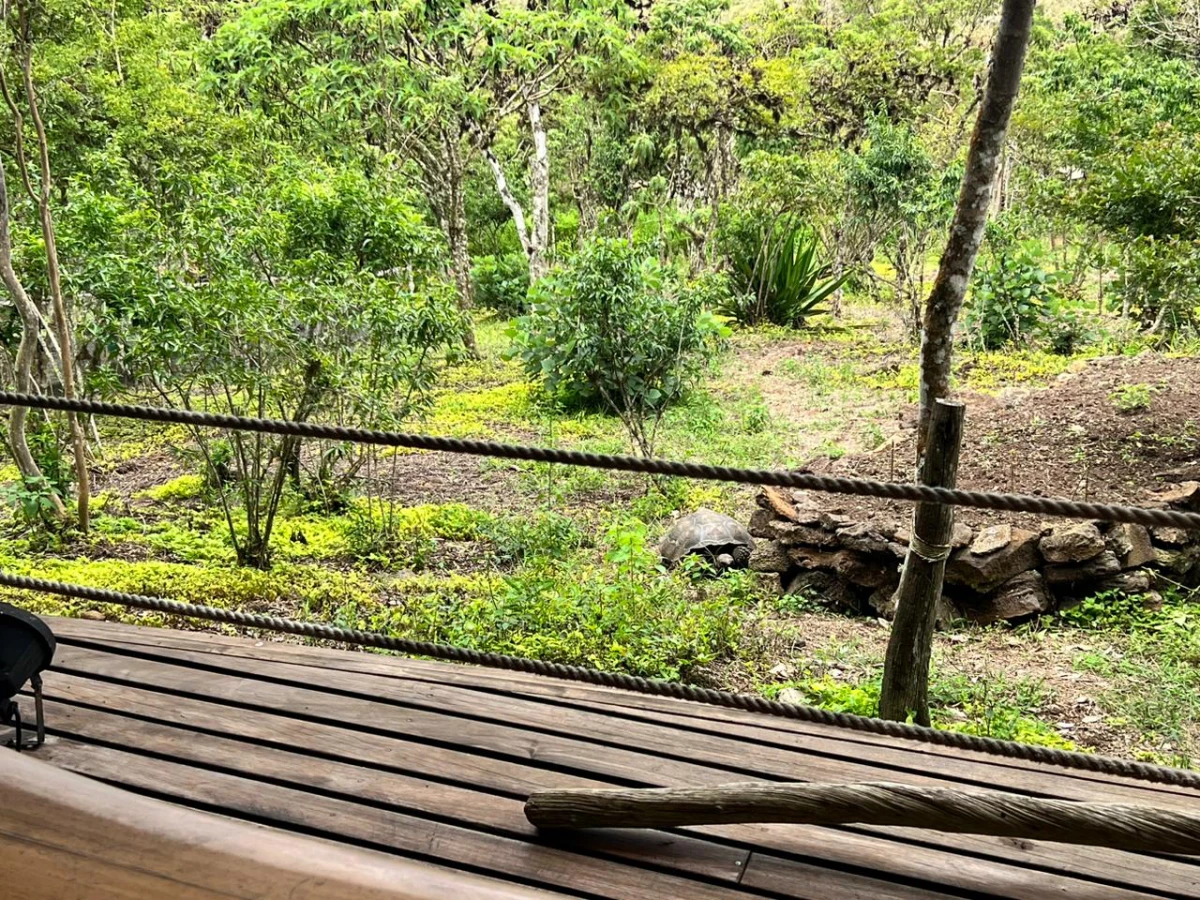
[879,399,965,726]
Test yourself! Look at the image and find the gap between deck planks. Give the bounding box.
[20,617,1200,900]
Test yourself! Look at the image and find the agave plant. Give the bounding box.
[725,224,849,328]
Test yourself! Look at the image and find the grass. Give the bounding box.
[759,653,1076,749]
[1056,589,1200,766]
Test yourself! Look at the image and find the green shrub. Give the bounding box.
[721,223,848,328]
[472,253,530,316]
[0,475,62,529]
[509,238,728,456]
[484,512,585,564]
[342,501,490,570]
[964,245,1090,354]
[363,519,743,681]
[136,474,206,503]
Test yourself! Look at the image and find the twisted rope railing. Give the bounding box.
[8,570,1200,791]
[2,390,1198,530]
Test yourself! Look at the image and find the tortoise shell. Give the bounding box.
[659,508,754,568]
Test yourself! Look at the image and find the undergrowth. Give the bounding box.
[1057,588,1200,766]
[762,670,1076,749]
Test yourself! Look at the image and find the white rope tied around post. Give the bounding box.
[907,532,953,563]
[524,781,1200,856]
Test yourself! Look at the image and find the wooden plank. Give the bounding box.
[0,748,559,900]
[721,823,1183,900]
[36,696,750,883]
[741,851,964,900]
[52,634,1200,813]
[50,616,1200,802]
[40,671,1172,899]
[34,738,802,900]
[38,659,1200,898]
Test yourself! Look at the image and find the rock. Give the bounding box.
[788,547,897,588]
[960,571,1051,625]
[785,491,826,525]
[819,511,855,531]
[951,523,974,549]
[945,528,1040,593]
[868,584,898,619]
[758,486,799,522]
[749,542,791,574]
[768,662,797,680]
[778,688,805,705]
[970,524,1012,556]
[748,508,776,538]
[1155,481,1200,511]
[1151,526,1191,547]
[1044,551,1122,585]
[78,610,106,621]
[775,522,841,547]
[1106,523,1157,568]
[782,569,860,612]
[1039,523,1106,564]
[1154,544,1200,577]
[934,596,965,627]
[1092,570,1155,596]
[836,523,897,556]
[868,584,960,626]
[750,515,839,546]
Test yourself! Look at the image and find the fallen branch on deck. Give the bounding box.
[524,781,1200,856]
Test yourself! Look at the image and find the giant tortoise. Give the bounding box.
[658,508,754,573]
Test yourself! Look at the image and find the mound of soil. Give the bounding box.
[809,354,1200,531]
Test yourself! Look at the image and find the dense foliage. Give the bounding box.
[1,0,1199,546]
[511,238,727,456]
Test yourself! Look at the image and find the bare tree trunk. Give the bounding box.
[482,142,533,259]
[0,163,66,518]
[441,136,477,355]
[916,0,1035,452]
[527,99,551,281]
[480,100,552,283]
[22,45,89,532]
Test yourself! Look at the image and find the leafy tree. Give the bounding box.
[82,163,463,568]
[846,117,960,330]
[1019,15,1200,333]
[882,0,1035,729]
[209,0,630,323]
[0,0,89,529]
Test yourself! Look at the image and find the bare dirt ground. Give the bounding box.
[810,353,1200,531]
[708,605,1133,755]
[719,332,908,462]
[712,343,1200,757]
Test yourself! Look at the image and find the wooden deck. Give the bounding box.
[10,615,1200,899]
